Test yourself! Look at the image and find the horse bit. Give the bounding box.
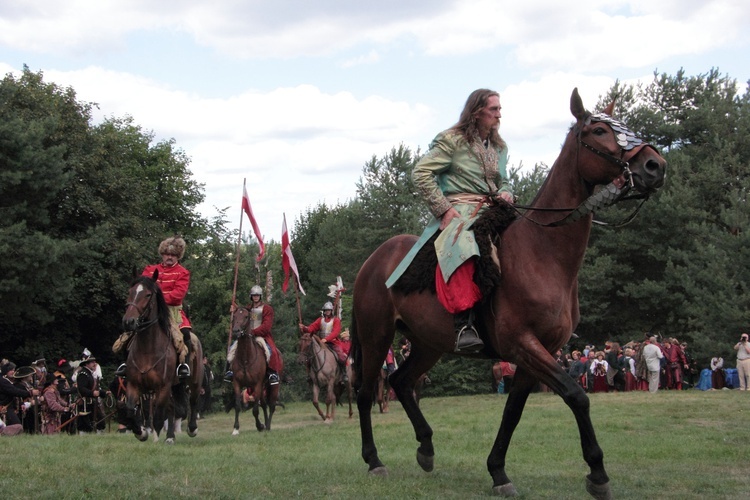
[125,290,159,332]
[513,112,653,228]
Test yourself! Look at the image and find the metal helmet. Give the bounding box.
[322,302,334,311]
[250,285,263,297]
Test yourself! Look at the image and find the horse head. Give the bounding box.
[231,306,251,339]
[122,274,169,333]
[570,88,666,195]
[297,332,312,365]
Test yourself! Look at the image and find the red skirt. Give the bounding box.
[592,374,609,393]
[435,259,482,314]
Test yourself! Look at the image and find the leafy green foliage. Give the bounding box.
[3,67,749,398]
[0,68,205,363]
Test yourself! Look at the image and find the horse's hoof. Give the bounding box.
[324,418,333,425]
[165,438,174,445]
[232,429,239,436]
[416,450,434,472]
[368,466,388,477]
[585,478,612,500]
[491,483,518,497]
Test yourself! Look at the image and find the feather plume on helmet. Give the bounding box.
[158,236,186,260]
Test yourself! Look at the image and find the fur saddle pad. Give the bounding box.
[391,202,517,300]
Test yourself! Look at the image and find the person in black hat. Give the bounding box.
[11,365,40,433]
[1,363,37,436]
[76,356,107,435]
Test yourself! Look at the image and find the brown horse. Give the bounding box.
[350,89,667,498]
[121,272,204,443]
[229,306,281,434]
[297,333,343,422]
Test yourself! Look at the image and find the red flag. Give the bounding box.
[242,185,265,261]
[281,214,305,295]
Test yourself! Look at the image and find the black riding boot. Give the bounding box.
[177,328,192,378]
[224,361,233,382]
[454,309,483,353]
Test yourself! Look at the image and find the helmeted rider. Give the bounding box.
[299,301,350,382]
[225,285,283,386]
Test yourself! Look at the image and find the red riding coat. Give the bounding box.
[304,316,349,361]
[143,263,191,329]
[246,302,282,373]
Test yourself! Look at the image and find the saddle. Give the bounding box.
[392,202,517,300]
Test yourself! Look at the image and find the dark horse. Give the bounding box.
[122,272,204,443]
[350,89,666,498]
[229,306,281,434]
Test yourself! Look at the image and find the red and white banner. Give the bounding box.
[281,214,305,295]
[242,185,265,261]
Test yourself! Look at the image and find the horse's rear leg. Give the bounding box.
[356,339,399,475]
[356,373,386,475]
[486,368,535,496]
[311,383,325,420]
[388,349,441,473]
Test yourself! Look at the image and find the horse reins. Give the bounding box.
[124,293,160,332]
[125,286,170,377]
[509,113,653,228]
[233,308,263,372]
[303,334,334,379]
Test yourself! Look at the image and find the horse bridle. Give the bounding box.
[300,333,332,378]
[232,307,257,340]
[124,288,160,332]
[231,308,263,371]
[125,284,170,377]
[511,112,655,228]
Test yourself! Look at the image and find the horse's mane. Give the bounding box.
[391,202,517,299]
[131,275,172,333]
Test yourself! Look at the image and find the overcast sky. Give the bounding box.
[1,0,749,241]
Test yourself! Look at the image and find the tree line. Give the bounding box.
[1,67,748,399]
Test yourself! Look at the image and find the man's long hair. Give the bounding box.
[451,88,506,150]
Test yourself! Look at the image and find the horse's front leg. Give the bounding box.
[252,384,265,431]
[155,388,175,444]
[232,382,242,435]
[324,379,336,422]
[311,379,325,420]
[126,385,148,442]
[487,367,535,497]
[266,384,279,431]
[537,362,611,499]
[187,379,200,437]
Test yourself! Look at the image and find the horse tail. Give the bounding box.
[350,308,362,392]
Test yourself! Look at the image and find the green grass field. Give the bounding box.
[1,390,748,499]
